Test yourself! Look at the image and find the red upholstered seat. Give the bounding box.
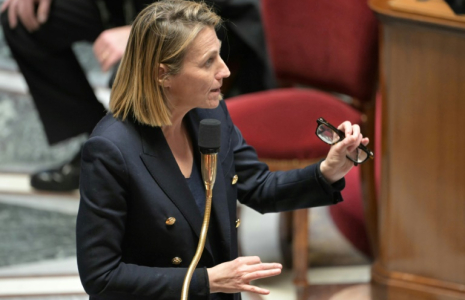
[331,166,370,255]
[262,0,378,100]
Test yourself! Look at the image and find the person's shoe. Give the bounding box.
[30,151,81,192]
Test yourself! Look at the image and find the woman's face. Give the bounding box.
[163,26,231,113]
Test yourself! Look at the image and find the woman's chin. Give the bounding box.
[203,96,222,109]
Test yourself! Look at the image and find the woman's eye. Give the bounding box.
[205,58,214,67]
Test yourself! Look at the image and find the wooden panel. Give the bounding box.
[370,1,465,299]
[370,0,465,30]
[380,17,465,284]
[372,277,465,300]
[389,0,465,23]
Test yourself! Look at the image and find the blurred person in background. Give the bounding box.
[0,0,274,191]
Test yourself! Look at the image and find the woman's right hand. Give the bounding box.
[207,256,282,295]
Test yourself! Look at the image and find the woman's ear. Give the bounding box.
[158,64,170,87]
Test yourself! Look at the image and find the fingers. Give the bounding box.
[336,122,367,152]
[240,256,262,265]
[346,124,362,152]
[7,0,19,28]
[237,256,282,272]
[235,256,282,278]
[351,124,360,137]
[348,129,363,153]
[37,0,51,24]
[1,0,13,13]
[238,284,271,295]
[242,265,282,282]
[338,121,352,137]
[5,0,46,31]
[101,51,121,72]
[94,39,116,72]
[94,45,120,72]
[93,34,105,58]
[242,259,282,274]
[18,0,40,31]
[208,256,282,295]
[93,27,131,71]
[235,262,282,295]
[236,258,282,292]
[361,137,370,146]
[93,34,108,69]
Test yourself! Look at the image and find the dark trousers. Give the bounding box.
[1,0,108,145]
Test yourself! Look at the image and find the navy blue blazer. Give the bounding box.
[76,101,344,300]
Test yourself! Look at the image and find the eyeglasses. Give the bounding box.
[315,117,374,166]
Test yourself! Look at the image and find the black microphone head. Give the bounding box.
[198,119,221,154]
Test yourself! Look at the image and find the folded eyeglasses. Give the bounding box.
[315,117,374,166]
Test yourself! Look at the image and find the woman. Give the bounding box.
[76,1,369,299]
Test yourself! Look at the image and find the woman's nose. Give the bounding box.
[217,58,231,79]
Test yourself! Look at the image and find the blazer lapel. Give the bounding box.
[138,123,207,249]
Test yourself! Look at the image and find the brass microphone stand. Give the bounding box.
[180,153,217,300]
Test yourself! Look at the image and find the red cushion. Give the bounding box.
[262,0,378,102]
[329,166,372,257]
[226,88,362,160]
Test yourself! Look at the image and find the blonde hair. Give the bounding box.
[109,0,222,126]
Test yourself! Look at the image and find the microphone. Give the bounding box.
[198,119,221,190]
[181,119,221,300]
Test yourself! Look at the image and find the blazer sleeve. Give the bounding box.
[222,107,344,214]
[76,136,209,300]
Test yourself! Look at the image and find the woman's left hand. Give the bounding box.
[319,121,369,184]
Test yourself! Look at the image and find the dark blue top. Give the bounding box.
[186,158,206,216]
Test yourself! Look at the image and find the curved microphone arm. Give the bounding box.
[180,153,217,300]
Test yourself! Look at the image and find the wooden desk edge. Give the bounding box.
[369,0,465,30]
